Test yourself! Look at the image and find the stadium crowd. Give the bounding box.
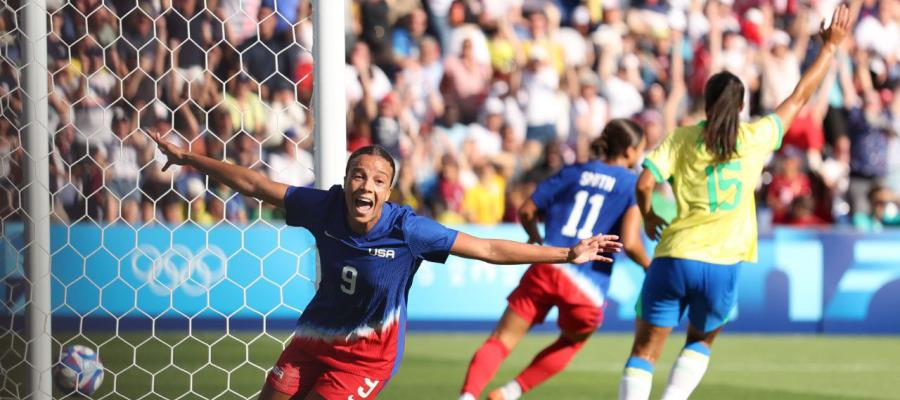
[0,0,898,231]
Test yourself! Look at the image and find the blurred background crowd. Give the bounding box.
[0,0,898,232]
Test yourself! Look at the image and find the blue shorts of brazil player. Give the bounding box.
[637,257,741,333]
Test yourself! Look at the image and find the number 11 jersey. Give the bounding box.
[530,160,638,297]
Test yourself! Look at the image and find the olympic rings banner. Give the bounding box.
[2,223,899,333]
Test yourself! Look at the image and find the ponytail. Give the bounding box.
[591,119,644,161]
[703,72,744,164]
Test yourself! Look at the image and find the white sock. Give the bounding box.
[619,356,654,400]
[661,343,711,400]
[458,393,477,400]
[499,380,523,399]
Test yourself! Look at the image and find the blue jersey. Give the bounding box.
[283,185,458,377]
[530,161,637,297]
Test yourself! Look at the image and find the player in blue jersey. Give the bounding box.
[150,137,623,399]
[618,7,851,400]
[459,119,652,400]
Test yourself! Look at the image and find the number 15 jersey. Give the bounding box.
[642,114,784,265]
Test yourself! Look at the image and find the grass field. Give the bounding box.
[3,332,899,399]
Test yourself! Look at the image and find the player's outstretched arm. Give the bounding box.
[150,132,289,208]
[449,232,622,265]
[775,4,851,128]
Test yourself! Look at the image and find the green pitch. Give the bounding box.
[2,332,898,399]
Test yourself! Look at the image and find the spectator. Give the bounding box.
[767,149,813,224]
[240,5,293,94]
[788,195,829,227]
[847,49,891,226]
[2,0,896,233]
[263,85,308,149]
[398,36,445,125]
[446,1,491,65]
[523,8,565,74]
[467,97,505,160]
[267,129,315,188]
[104,108,145,224]
[603,56,644,119]
[437,154,465,217]
[164,0,222,79]
[371,92,410,160]
[856,186,900,231]
[359,0,394,70]
[210,175,249,224]
[220,0,261,45]
[760,29,803,112]
[260,0,300,42]
[462,162,506,225]
[390,163,422,211]
[393,8,429,65]
[820,135,853,223]
[570,71,609,162]
[442,38,491,123]
[346,42,393,107]
[72,38,118,154]
[223,74,267,138]
[521,46,560,145]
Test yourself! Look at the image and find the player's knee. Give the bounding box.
[560,329,592,344]
[489,331,520,351]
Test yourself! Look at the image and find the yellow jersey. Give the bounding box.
[643,114,784,264]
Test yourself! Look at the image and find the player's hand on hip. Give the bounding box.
[644,211,668,241]
[149,131,188,172]
[568,234,622,264]
[819,4,851,48]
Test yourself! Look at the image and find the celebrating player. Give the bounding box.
[618,6,852,400]
[459,119,652,400]
[148,139,622,400]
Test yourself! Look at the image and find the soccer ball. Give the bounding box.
[54,345,104,396]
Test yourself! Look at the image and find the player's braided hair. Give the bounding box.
[592,118,644,161]
[703,71,744,164]
[346,145,397,185]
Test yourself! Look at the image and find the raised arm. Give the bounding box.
[775,5,851,128]
[450,232,622,265]
[151,132,289,208]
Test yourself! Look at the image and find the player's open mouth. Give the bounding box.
[354,197,374,214]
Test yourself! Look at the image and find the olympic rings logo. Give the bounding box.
[130,245,227,296]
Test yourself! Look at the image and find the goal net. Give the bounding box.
[1,0,325,398]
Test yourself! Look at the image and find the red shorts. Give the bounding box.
[267,338,389,399]
[507,263,604,333]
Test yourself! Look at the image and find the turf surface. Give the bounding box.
[2,332,898,399]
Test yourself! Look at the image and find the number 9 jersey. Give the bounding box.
[280,185,458,382]
[642,114,784,265]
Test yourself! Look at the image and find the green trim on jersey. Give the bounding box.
[643,159,665,183]
[771,114,785,150]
